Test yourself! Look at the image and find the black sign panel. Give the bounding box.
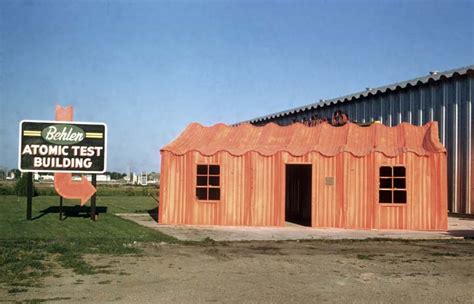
[19,120,107,173]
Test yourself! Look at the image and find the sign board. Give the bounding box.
[19,120,107,173]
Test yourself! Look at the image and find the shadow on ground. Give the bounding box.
[33,206,108,220]
[147,207,158,223]
[447,230,474,238]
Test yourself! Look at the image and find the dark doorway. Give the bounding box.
[285,164,312,226]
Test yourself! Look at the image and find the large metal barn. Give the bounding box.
[242,65,474,215]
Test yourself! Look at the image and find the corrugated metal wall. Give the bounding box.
[257,74,473,215]
[159,151,285,226]
[159,150,447,230]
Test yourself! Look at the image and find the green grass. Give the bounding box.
[98,195,159,214]
[0,195,163,240]
[8,287,28,293]
[0,195,175,289]
[0,181,158,196]
[356,254,373,260]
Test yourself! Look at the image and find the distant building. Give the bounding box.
[124,172,139,184]
[41,174,55,181]
[81,174,111,182]
[122,171,157,185]
[139,172,148,186]
[146,172,159,186]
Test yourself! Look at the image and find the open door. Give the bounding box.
[285,164,312,226]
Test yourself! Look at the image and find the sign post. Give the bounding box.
[26,172,32,220]
[91,175,97,221]
[19,107,107,220]
[59,196,63,221]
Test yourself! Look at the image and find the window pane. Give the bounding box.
[380,166,392,177]
[394,178,406,189]
[379,190,392,203]
[209,176,220,186]
[196,187,207,200]
[394,190,407,203]
[197,165,208,175]
[197,176,208,186]
[393,167,406,177]
[209,165,220,175]
[209,188,220,200]
[380,178,392,189]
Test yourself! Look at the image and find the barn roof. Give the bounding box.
[244,64,474,123]
[161,121,445,157]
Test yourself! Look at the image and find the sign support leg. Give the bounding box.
[91,175,97,221]
[59,196,63,221]
[26,172,32,220]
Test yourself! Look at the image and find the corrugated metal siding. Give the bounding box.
[253,73,473,214]
[159,150,285,226]
[470,75,474,214]
[160,150,447,230]
[162,121,445,157]
[245,66,473,122]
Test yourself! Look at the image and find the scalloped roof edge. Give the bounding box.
[161,121,446,157]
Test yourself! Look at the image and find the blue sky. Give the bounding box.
[1,0,473,173]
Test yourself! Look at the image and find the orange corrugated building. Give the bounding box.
[159,121,448,230]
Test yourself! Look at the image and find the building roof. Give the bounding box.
[246,65,474,123]
[161,121,446,157]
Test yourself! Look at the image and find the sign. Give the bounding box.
[19,120,107,173]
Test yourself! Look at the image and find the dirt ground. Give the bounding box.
[2,240,474,303]
[117,214,474,241]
